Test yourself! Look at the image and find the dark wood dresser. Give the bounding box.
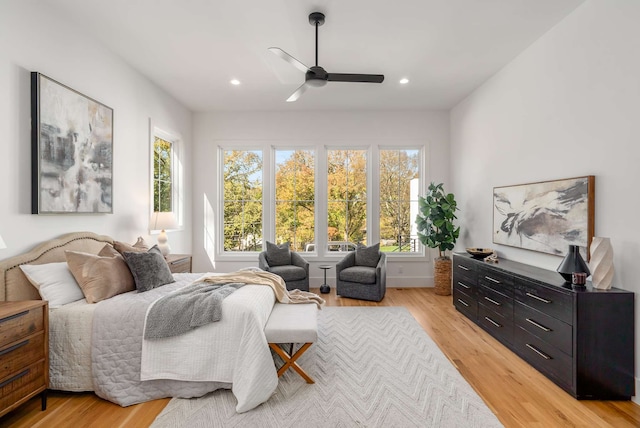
[0,301,48,417]
[453,253,634,400]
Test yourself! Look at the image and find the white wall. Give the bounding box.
[192,110,450,287]
[0,0,193,258]
[450,0,640,401]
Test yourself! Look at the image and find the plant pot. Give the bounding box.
[434,257,452,296]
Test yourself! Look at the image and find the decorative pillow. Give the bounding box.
[65,250,136,303]
[19,262,84,308]
[355,243,381,268]
[122,245,175,292]
[98,244,121,258]
[113,238,149,255]
[265,241,291,266]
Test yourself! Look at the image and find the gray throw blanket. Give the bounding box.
[144,282,244,339]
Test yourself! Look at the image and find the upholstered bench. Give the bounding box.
[264,303,318,384]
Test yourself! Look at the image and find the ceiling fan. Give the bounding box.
[269,12,385,102]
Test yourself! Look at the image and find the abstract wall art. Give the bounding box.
[31,72,113,214]
[493,176,594,258]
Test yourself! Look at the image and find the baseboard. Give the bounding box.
[633,378,640,404]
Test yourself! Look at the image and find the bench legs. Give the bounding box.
[269,342,314,384]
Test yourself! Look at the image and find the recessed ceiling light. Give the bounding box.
[399,78,409,85]
[230,79,241,86]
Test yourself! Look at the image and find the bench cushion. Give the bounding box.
[264,303,318,344]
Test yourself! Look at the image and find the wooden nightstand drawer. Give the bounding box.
[0,332,45,376]
[0,360,46,413]
[166,254,192,273]
[0,307,44,349]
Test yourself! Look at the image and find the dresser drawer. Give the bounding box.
[0,308,44,349]
[478,304,513,345]
[166,255,192,273]
[515,279,573,324]
[453,288,477,320]
[478,267,514,298]
[0,360,46,412]
[478,285,513,320]
[514,328,572,391]
[0,332,45,376]
[515,301,572,356]
[453,276,476,298]
[453,257,477,282]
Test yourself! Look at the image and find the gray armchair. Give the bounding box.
[336,247,386,302]
[259,243,309,291]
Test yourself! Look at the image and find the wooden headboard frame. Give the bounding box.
[0,231,114,301]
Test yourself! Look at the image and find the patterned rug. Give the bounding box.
[151,307,503,428]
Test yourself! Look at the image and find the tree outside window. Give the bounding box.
[223,150,263,251]
[153,137,172,212]
[275,150,315,252]
[327,150,367,249]
[379,149,420,252]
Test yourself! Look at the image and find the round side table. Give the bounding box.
[318,265,332,294]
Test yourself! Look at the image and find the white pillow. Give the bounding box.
[20,262,85,308]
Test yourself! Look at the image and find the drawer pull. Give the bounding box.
[457,281,470,289]
[525,343,552,360]
[484,296,501,306]
[485,276,501,284]
[484,316,502,328]
[0,310,29,324]
[457,299,469,307]
[525,318,551,332]
[0,339,29,356]
[457,265,470,271]
[0,369,30,389]
[526,292,551,304]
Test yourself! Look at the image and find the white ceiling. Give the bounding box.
[43,0,584,112]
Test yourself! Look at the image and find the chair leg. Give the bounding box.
[269,342,315,384]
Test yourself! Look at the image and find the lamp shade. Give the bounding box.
[150,212,178,231]
[0,234,6,250]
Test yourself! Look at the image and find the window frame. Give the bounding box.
[149,125,183,232]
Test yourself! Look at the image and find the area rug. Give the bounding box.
[151,307,503,427]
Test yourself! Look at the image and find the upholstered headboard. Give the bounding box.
[0,231,114,301]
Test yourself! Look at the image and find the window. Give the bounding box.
[153,136,173,212]
[327,149,367,249]
[275,149,315,251]
[379,149,420,252]
[222,150,263,251]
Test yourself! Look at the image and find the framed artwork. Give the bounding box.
[493,176,594,258]
[31,72,113,214]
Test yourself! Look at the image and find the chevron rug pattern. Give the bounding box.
[151,307,503,428]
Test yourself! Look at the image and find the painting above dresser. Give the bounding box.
[452,253,634,400]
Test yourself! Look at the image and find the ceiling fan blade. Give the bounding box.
[286,82,310,102]
[326,73,385,83]
[268,47,310,74]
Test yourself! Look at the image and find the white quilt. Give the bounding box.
[141,283,278,412]
[91,273,277,413]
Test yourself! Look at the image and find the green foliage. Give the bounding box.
[153,138,173,212]
[415,182,460,258]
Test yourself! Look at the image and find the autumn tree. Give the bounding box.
[223,150,263,251]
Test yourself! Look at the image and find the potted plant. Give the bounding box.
[415,182,460,295]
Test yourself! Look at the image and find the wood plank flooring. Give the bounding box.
[2,287,639,427]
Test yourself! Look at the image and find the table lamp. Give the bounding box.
[150,212,178,256]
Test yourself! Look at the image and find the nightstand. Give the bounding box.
[0,301,49,417]
[165,254,192,273]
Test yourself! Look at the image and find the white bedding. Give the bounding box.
[141,284,277,412]
[49,299,95,391]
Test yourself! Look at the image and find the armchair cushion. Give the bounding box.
[265,241,291,266]
[355,243,380,267]
[269,265,307,282]
[340,266,377,284]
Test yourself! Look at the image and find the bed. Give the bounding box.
[0,232,278,412]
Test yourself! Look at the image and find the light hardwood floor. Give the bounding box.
[2,287,639,427]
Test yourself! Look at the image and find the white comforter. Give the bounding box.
[91,273,277,412]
